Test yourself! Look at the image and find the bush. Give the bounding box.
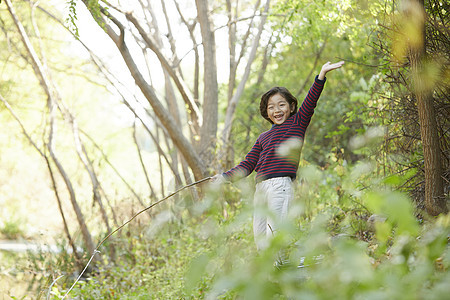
[47,165,449,299]
[47,131,448,299]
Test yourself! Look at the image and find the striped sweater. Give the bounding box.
[223,76,326,183]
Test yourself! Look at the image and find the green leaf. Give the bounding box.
[184,253,211,292]
[365,191,419,236]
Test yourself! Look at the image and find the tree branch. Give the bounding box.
[82,2,206,179]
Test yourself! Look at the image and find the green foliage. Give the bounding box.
[0,199,27,240]
[225,0,391,168]
[48,221,220,298]
[65,0,106,37]
[66,0,79,37]
[47,153,448,299]
[0,219,24,240]
[86,0,106,28]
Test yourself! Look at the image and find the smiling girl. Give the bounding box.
[211,61,344,261]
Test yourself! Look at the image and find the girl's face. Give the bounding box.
[267,93,295,125]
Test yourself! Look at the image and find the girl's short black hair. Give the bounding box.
[259,87,298,124]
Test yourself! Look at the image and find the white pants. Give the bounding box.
[253,176,294,251]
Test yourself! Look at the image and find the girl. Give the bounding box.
[212,61,344,256]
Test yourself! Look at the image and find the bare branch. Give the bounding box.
[0,94,82,267]
[173,0,200,107]
[126,12,202,127]
[5,0,95,255]
[236,0,262,69]
[160,0,183,79]
[82,3,206,179]
[133,120,156,199]
[222,0,271,148]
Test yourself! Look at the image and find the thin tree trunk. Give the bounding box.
[235,0,262,70]
[156,125,165,197]
[407,0,447,215]
[133,120,156,200]
[146,1,183,188]
[222,0,270,152]
[226,0,237,102]
[231,0,262,98]
[47,102,96,254]
[126,12,202,130]
[71,117,111,232]
[196,0,219,167]
[44,156,83,264]
[0,95,82,267]
[29,0,112,238]
[163,72,182,186]
[173,0,201,141]
[245,31,277,138]
[162,128,183,188]
[5,0,95,254]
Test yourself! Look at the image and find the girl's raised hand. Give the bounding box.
[318,61,345,80]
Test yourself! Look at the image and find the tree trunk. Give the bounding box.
[226,0,237,103]
[173,0,201,142]
[407,0,447,216]
[133,120,156,200]
[146,1,183,187]
[196,0,219,168]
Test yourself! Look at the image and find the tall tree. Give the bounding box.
[374,0,448,215]
[195,0,219,166]
[404,0,447,216]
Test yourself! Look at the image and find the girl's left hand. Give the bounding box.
[319,61,345,80]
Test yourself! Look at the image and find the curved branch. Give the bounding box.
[85,4,206,179]
[126,12,202,128]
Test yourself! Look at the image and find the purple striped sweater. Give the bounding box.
[223,76,326,183]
